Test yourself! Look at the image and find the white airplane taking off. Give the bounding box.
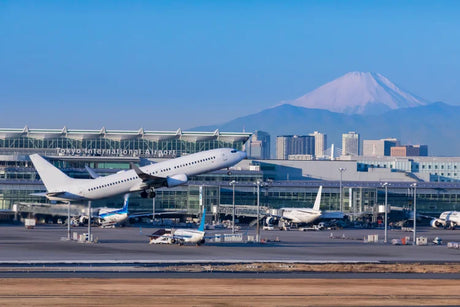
[430,211,460,229]
[29,148,246,202]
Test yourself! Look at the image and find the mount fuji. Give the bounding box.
[285,72,429,114]
[194,72,459,156]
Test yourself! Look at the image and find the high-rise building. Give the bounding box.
[342,132,360,156]
[391,145,429,157]
[415,145,429,156]
[310,131,327,158]
[245,130,271,159]
[276,135,315,160]
[363,138,399,156]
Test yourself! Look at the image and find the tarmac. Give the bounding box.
[1,224,459,264]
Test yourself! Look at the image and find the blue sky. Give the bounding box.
[1,0,459,130]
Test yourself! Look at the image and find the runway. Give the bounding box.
[1,224,459,264]
[1,224,459,306]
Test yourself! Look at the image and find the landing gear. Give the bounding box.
[141,189,156,198]
[227,168,232,175]
[196,239,205,246]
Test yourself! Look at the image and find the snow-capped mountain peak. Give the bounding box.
[286,72,429,114]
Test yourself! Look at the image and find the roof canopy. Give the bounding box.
[0,126,251,143]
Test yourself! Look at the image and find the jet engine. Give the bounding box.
[430,218,445,229]
[166,174,188,187]
[265,216,277,226]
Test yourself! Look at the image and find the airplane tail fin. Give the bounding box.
[312,186,322,211]
[121,194,130,213]
[29,154,74,192]
[198,208,206,232]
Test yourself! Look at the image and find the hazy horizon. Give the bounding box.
[1,1,460,130]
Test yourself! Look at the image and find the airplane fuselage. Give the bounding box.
[149,229,205,245]
[280,208,322,224]
[431,211,460,229]
[98,208,129,225]
[174,229,205,244]
[35,148,246,201]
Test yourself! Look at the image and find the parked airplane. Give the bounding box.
[30,148,246,202]
[95,194,185,227]
[430,211,460,229]
[149,209,207,245]
[265,186,344,227]
[276,186,324,224]
[95,194,131,226]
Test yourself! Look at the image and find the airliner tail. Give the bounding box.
[198,208,206,232]
[29,154,74,192]
[122,194,130,212]
[312,186,322,211]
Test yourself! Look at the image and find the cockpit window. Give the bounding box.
[231,150,237,153]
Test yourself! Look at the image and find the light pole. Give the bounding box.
[152,196,155,225]
[254,179,271,243]
[382,182,389,243]
[229,180,237,233]
[67,201,71,240]
[256,179,261,243]
[338,168,346,212]
[411,183,417,244]
[88,200,92,242]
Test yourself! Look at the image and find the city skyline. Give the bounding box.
[1,1,460,131]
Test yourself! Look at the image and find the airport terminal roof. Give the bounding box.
[0,126,251,143]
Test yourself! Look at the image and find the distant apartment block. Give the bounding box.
[357,156,458,182]
[310,131,327,158]
[342,132,360,156]
[245,130,271,159]
[391,145,428,157]
[362,138,399,156]
[288,154,314,161]
[276,135,315,160]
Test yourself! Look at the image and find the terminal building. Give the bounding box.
[1,127,459,222]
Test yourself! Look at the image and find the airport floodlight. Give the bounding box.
[229,180,237,233]
[381,182,390,243]
[411,183,417,244]
[338,168,346,212]
[253,179,269,243]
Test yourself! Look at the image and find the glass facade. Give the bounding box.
[1,128,460,217]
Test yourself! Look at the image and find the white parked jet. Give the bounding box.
[29,148,246,202]
[430,211,460,229]
[266,186,343,227]
[149,209,207,245]
[278,186,324,224]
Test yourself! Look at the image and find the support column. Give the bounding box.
[67,201,71,240]
[88,200,92,242]
[152,196,156,225]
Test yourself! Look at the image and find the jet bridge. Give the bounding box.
[12,202,90,221]
[214,204,269,218]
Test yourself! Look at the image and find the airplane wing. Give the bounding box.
[130,162,168,187]
[171,234,194,239]
[46,191,86,201]
[128,210,186,218]
[85,165,99,179]
[30,190,86,201]
[30,192,48,197]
